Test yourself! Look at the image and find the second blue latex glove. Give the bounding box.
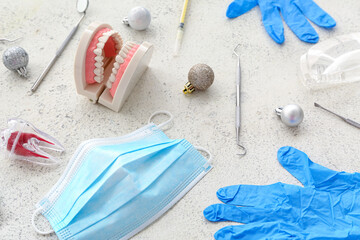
[204,146,360,239]
[227,0,336,44]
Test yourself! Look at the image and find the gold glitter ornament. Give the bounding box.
[183,63,214,94]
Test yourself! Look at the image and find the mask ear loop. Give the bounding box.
[31,208,55,235]
[194,146,212,163]
[148,111,174,130]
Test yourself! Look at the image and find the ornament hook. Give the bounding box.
[0,37,21,43]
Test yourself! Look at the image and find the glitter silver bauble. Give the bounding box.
[123,6,151,31]
[183,64,215,94]
[2,46,29,77]
[275,104,304,127]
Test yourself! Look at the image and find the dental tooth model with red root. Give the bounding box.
[0,118,65,166]
[74,22,154,112]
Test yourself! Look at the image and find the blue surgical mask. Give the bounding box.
[32,111,212,240]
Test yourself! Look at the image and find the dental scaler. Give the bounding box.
[233,44,246,156]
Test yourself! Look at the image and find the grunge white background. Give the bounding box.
[0,0,359,239]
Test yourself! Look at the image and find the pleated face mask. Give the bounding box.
[32,111,212,240]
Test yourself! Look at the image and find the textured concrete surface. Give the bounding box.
[0,0,360,239]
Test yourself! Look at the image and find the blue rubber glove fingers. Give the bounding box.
[226,0,258,19]
[278,146,360,191]
[280,0,319,43]
[293,0,336,28]
[257,0,284,44]
[204,204,275,223]
[216,182,301,208]
[213,222,303,240]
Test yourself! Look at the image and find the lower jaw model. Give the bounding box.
[74,22,153,112]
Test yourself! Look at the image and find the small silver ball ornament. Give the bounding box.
[275,104,304,127]
[183,64,214,94]
[123,6,151,31]
[2,46,29,77]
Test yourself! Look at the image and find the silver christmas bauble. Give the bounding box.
[123,6,151,31]
[2,46,29,77]
[275,104,304,127]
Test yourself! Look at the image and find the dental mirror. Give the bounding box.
[77,0,89,13]
[31,0,89,92]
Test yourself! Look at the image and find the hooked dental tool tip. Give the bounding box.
[237,144,246,156]
[233,44,241,57]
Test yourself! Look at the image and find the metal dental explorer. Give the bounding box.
[314,102,360,129]
[233,44,246,156]
[31,0,89,92]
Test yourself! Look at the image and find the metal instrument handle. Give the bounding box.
[345,119,360,129]
[236,58,241,128]
[31,14,85,92]
[236,57,241,86]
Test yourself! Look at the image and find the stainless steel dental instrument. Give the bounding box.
[31,0,89,92]
[233,44,246,156]
[314,102,360,129]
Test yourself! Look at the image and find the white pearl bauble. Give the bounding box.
[126,7,151,31]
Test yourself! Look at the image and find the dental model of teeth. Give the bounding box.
[75,22,153,112]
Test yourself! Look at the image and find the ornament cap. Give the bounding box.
[275,107,283,116]
[122,17,129,26]
[183,81,195,94]
[17,67,28,78]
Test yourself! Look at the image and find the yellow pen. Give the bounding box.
[174,0,189,56]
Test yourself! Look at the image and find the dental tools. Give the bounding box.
[314,103,360,129]
[233,44,246,156]
[174,0,189,56]
[31,0,89,92]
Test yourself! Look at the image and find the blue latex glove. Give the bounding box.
[204,146,360,239]
[226,0,336,44]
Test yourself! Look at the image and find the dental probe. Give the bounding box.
[233,44,246,156]
[314,102,360,129]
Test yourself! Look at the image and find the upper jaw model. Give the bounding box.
[74,22,154,112]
